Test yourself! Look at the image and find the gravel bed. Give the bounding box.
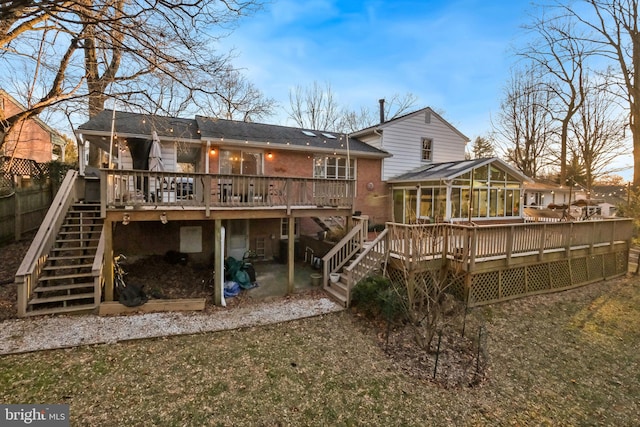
[0,296,343,355]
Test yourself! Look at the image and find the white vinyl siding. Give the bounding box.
[120,142,177,172]
[380,111,467,181]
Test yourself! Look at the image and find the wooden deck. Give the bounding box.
[100,169,355,218]
[384,219,633,307]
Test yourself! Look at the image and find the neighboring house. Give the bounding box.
[0,89,66,163]
[581,184,629,218]
[523,180,586,209]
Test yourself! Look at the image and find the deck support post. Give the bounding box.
[287,214,295,293]
[104,220,114,301]
[214,219,223,305]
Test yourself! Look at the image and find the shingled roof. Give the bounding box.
[77,110,390,158]
[78,110,200,141]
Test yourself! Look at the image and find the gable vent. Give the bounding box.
[425,111,431,124]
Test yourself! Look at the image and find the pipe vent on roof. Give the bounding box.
[379,99,385,124]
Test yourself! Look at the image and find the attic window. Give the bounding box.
[302,130,316,137]
[321,133,336,139]
[421,138,433,161]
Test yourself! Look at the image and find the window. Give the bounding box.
[313,156,355,179]
[280,218,299,239]
[421,138,433,161]
[220,149,263,175]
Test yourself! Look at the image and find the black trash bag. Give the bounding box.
[118,283,149,307]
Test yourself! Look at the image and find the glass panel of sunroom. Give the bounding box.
[393,190,404,223]
[419,188,433,220]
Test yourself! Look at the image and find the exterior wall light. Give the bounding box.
[122,213,130,225]
[160,212,168,224]
[267,152,273,160]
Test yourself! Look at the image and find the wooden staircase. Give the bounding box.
[322,219,387,307]
[312,216,345,235]
[26,203,103,315]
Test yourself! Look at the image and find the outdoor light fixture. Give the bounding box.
[122,213,130,225]
[267,152,273,159]
[160,212,168,224]
[210,148,216,155]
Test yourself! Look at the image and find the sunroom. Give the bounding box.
[389,158,532,224]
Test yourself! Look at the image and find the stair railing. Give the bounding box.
[322,222,364,288]
[343,228,388,306]
[15,170,78,317]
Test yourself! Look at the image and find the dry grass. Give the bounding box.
[1,275,639,426]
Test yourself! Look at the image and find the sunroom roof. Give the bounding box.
[388,158,532,183]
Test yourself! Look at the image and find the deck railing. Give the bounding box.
[100,169,354,213]
[387,219,633,272]
[386,222,446,264]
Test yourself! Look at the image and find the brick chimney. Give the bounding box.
[379,99,385,124]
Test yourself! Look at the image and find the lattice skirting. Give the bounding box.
[385,250,628,308]
[467,251,628,307]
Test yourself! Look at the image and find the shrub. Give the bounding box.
[352,275,406,322]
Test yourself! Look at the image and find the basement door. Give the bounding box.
[227,219,249,260]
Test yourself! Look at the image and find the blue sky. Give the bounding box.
[220,0,533,139]
[219,0,635,179]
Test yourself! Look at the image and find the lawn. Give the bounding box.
[1,275,639,426]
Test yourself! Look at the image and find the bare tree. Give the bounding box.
[389,223,461,351]
[200,66,277,122]
[492,66,556,178]
[0,0,264,161]
[556,0,640,186]
[287,81,344,131]
[520,15,591,186]
[288,81,419,132]
[569,75,627,191]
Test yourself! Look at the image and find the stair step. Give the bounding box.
[67,210,100,215]
[43,263,93,271]
[323,285,348,307]
[327,279,348,293]
[48,254,96,261]
[55,237,100,243]
[50,248,98,255]
[70,206,101,212]
[24,304,96,317]
[29,292,96,305]
[58,229,101,234]
[39,272,94,281]
[34,282,95,293]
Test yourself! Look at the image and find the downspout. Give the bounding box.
[76,133,86,176]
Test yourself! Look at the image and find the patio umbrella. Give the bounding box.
[148,131,165,172]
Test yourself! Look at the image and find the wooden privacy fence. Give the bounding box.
[0,184,53,244]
